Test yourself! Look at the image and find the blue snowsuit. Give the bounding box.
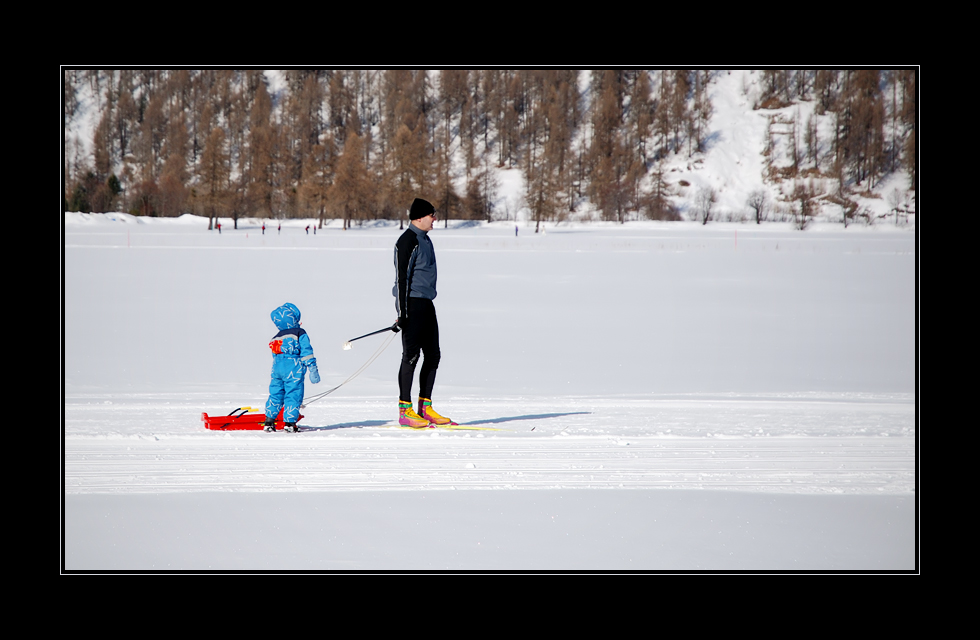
[265,303,319,423]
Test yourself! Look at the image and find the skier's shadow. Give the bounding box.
[302,419,390,431]
[302,412,590,431]
[464,411,590,426]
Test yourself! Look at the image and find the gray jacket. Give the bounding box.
[393,223,437,317]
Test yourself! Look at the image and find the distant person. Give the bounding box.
[262,222,266,235]
[216,221,221,234]
[264,303,320,433]
[515,225,519,237]
[305,225,310,235]
[392,198,455,428]
[278,222,281,235]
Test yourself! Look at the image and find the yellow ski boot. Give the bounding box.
[419,397,456,426]
[399,400,431,428]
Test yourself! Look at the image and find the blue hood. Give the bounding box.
[271,303,301,330]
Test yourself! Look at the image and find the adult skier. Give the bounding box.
[393,198,454,427]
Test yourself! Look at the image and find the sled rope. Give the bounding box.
[301,330,398,408]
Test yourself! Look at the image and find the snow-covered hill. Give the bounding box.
[62,70,916,228]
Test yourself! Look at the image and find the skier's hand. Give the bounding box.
[308,364,320,384]
[393,318,404,333]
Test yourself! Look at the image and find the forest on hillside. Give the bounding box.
[62,69,917,229]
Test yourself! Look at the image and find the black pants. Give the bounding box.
[399,298,441,403]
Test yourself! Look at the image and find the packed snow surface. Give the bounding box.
[63,214,916,571]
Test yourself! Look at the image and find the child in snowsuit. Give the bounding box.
[264,303,320,432]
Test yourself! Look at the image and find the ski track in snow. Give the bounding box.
[64,218,916,501]
[64,395,914,495]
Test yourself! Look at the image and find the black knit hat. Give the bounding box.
[409,198,436,220]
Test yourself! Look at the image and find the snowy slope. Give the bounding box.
[63,70,915,226]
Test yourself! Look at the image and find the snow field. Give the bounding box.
[65,394,913,494]
[65,490,915,571]
[63,215,916,570]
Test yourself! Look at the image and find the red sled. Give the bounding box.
[201,407,304,431]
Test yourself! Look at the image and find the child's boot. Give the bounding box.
[419,397,455,426]
[263,416,277,432]
[399,400,430,428]
[284,422,299,433]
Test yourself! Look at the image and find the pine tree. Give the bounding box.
[654,70,672,157]
[671,70,691,155]
[691,70,712,155]
[814,70,839,115]
[843,70,885,189]
[289,72,327,218]
[899,70,916,189]
[199,126,229,229]
[157,111,190,217]
[433,147,460,226]
[588,71,632,223]
[383,70,431,218]
[481,70,501,162]
[328,125,373,229]
[115,75,138,162]
[93,90,114,180]
[300,137,335,227]
[246,80,276,220]
[543,70,578,216]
